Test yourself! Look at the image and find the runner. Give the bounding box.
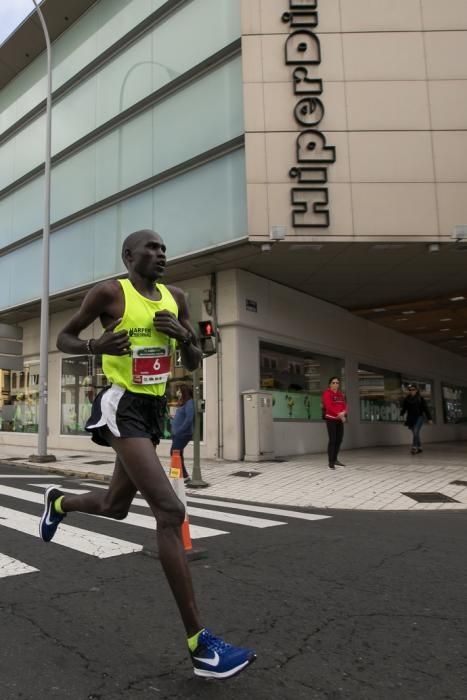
[39,229,256,679]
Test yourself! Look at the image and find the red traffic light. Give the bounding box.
[199,320,214,337]
[197,320,217,356]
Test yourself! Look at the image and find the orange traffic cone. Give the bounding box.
[169,450,192,552]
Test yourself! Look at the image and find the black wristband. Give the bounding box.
[179,332,192,347]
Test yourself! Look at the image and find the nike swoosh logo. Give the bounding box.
[193,650,220,667]
[44,504,56,527]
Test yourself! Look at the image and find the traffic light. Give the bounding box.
[198,320,217,356]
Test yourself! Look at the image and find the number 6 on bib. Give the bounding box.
[132,346,171,385]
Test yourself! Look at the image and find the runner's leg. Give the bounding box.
[61,456,137,519]
[107,433,202,637]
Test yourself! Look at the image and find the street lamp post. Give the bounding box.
[30,0,55,462]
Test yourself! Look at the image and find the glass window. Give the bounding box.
[259,341,344,421]
[0,149,247,309]
[358,364,435,422]
[0,0,242,185]
[60,352,203,439]
[2,56,243,243]
[60,356,103,435]
[442,384,467,424]
[0,361,39,433]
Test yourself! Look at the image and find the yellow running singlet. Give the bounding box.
[102,279,178,396]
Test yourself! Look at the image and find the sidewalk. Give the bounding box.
[0,441,466,511]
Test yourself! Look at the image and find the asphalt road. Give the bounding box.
[0,463,465,700]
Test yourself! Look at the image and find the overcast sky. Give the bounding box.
[0,0,40,46]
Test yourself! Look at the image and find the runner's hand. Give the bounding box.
[154,310,187,341]
[93,318,131,355]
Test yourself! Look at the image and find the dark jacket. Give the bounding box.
[171,399,194,439]
[400,394,431,428]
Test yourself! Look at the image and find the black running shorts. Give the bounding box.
[85,384,167,447]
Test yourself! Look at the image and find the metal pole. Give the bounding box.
[187,368,209,488]
[30,0,55,462]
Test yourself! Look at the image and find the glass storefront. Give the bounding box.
[61,356,102,435]
[259,341,344,421]
[442,384,467,424]
[0,361,40,432]
[358,364,435,422]
[60,352,202,439]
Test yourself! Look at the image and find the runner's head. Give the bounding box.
[121,230,166,281]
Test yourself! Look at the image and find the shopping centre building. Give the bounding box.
[1,0,467,460]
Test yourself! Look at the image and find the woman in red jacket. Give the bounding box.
[322,376,348,469]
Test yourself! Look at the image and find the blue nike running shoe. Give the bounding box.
[39,486,65,542]
[190,629,256,679]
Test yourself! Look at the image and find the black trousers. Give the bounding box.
[326,419,344,465]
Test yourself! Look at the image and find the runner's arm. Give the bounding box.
[57,282,131,356]
[155,286,202,371]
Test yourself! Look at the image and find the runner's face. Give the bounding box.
[131,235,167,280]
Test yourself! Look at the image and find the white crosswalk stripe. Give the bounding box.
[79,482,332,523]
[0,505,142,558]
[0,552,38,579]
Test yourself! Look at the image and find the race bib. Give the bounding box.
[132,346,171,385]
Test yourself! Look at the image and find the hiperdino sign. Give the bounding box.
[282,1,336,228]
[0,323,23,371]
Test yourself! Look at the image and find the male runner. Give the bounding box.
[39,229,256,679]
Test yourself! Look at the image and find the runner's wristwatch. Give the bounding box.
[179,331,192,347]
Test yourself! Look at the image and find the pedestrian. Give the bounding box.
[322,376,347,469]
[400,384,432,454]
[170,384,194,482]
[39,229,256,679]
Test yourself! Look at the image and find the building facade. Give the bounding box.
[1,0,467,460]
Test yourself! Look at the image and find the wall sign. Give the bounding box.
[282,1,336,228]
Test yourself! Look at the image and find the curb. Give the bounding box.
[1,459,111,483]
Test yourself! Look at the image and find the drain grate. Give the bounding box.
[402,491,460,503]
[66,455,86,459]
[230,471,261,478]
[5,457,26,461]
[85,460,114,466]
[450,480,467,487]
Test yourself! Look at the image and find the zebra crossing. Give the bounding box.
[0,475,331,579]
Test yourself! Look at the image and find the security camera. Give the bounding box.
[269,225,287,241]
[452,225,467,241]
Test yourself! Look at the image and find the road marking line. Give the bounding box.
[186,506,285,528]
[29,484,90,495]
[80,482,331,522]
[186,497,332,522]
[0,506,142,558]
[0,552,38,579]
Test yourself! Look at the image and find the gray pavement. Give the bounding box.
[0,440,466,511]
